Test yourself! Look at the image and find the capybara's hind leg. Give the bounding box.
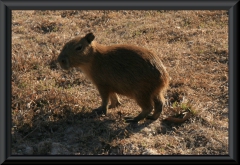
[108,93,121,109]
[125,96,153,123]
[146,94,163,120]
[125,107,152,123]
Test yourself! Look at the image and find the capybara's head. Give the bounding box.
[57,32,95,70]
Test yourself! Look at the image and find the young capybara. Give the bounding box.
[57,32,169,123]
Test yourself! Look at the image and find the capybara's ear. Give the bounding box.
[85,32,95,43]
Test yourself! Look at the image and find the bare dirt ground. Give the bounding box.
[11,10,228,155]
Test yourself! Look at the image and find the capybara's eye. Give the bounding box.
[76,45,82,51]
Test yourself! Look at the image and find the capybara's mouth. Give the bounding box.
[59,64,70,70]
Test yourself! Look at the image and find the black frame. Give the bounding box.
[0,0,239,164]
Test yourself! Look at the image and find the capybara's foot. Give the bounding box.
[124,116,138,123]
[93,106,107,116]
[146,114,159,120]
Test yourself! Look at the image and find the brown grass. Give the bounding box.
[11,10,228,155]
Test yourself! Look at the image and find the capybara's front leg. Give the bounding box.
[94,86,110,115]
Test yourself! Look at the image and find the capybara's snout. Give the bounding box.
[57,55,70,70]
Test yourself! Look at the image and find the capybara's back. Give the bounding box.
[58,32,169,122]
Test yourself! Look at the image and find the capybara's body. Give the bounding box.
[58,33,169,122]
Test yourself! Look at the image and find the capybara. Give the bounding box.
[57,32,169,123]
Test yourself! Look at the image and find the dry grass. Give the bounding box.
[11,10,228,155]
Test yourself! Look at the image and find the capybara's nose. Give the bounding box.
[58,56,66,64]
[61,58,67,64]
[57,55,70,70]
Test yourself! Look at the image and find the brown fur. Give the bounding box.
[57,32,169,123]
